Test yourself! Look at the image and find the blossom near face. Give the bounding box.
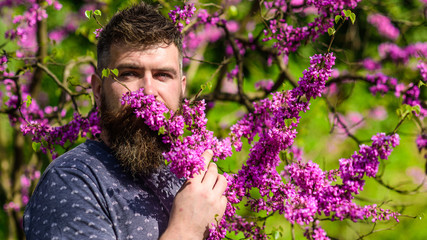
[93,44,186,114]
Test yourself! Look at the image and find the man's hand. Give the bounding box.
[160,150,228,240]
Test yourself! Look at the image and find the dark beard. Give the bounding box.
[100,98,170,178]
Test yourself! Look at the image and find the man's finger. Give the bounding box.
[201,162,218,187]
[212,174,228,196]
[201,149,213,168]
[192,149,213,181]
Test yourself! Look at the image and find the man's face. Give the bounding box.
[91,43,186,177]
[96,43,186,114]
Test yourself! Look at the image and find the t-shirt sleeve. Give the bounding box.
[24,165,116,240]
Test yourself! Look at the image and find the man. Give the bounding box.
[23,3,227,239]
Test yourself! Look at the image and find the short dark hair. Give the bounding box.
[96,2,183,73]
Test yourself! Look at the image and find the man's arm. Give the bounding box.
[160,150,228,240]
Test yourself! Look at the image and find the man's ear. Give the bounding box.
[91,74,102,107]
[181,75,186,97]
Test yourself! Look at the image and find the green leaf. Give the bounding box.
[25,95,32,108]
[284,119,293,127]
[67,76,78,85]
[328,27,336,36]
[32,142,41,152]
[229,5,238,17]
[396,104,420,120]
[272,230,282,240]
[101,68,109,78]
[158,126,166,135]
[412,105,421,115]
[335,15,342,24]
[286,151,294,161]
[94,10,101,16]
[343,9,352,17]
[111,68,119,77]
[418,80,426,88]
[207,81,213,90]
[163,112,172,120]
[86,50,95,58]
[42,56,51,64]
[350,12,356,24]
[85,10,93,19]
[396,108,402,118]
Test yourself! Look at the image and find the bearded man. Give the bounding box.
[23,3,227,240]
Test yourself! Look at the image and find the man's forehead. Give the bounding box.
[109,42,178,54]
[107,43,181,68]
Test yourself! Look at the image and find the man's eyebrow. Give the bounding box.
[116,63,142,70]
[116,64,178,76]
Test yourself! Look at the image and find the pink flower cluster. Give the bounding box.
[263,1,361,56]
[4,0,62,53]
[362,58,381,71]
[121,89,233,179]
[93,28,103,39]
[416,134,427,153]
[378,42,427,64]
[168,3,196,32]
[367,72,397,96]
[418,61,427,82]
[0,54,7,71]
[367,13,400,40]
[254,79,274,91]
[204,53,398,239]
[367,73,426,118]
[2,69,101,159]
[21,111,101,159]
[4,166,40,212]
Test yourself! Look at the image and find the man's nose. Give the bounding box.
[140,75,157,96]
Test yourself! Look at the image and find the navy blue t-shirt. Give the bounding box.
[24,140,183,239]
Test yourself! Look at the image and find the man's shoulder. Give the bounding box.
[48,139,117,171]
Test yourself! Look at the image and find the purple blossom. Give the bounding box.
[121,89,233,179]
[93,28,103,39]
[293,53,336,100]
[369,106,388,120]
[367,13,400,40]
[169,3,196,32]
[362,58,382,71]
[418,61,427,82]
[21,111,101,158]
[262,1,361,56]
[378,42,427,64]
[48,29,68,42]
[304,221,329,240]
[0,54,7,71]
[367,72,396,96]
[5,1,62,52]
[254,79,274,91]
[416,134,427,152]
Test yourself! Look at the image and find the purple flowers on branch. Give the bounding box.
[367,13,400,40]
[120,52,400,239]
[21,111,101,159]
[169,3,196,32]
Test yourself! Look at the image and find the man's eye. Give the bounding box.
[155,73,172,80]
[121,72,135,77]
[119,72,138,79]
